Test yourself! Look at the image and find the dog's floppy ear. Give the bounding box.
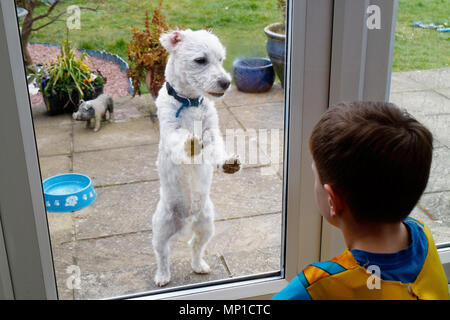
[160,30,184,52]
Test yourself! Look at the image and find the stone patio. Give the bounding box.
[389,68,450,245]
[34,84,284,300]
[33,68,450,300]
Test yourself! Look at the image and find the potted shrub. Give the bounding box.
[126,2,169,98]
[264,0,286,88]
[38,38,105,115]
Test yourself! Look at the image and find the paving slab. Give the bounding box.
[390,72,434,93]
[229,103,285,166]
[113,95,156,121]
[73,227,229,299]
[213,99,227,109]
[221,125,273,168]
[433,138,445,149]
[57,213,283,299]
[205,107,280,169]
[31,104,72,128]
[75,254,228,300]
[229,102,284,131]
[403,68,450,90]
[34,124,72,156]
[75,231,154,275]
[210,167,283,220]
[216,107,243,133]
[168,213,282,263]
[435,88,450,99]
[207,213,282,257]
[426,146,450,193]
[47,211,74,245]
[73,118,158,153]
[389,90,450,118]
[222,246,281,278]
[420,114,450,148]
[74,181,159,240]
[38,155,72,180]
[51,241,76,300]
[410,206,450,246]
[72,144,159,187]
[111,104,143,123]
[163,254,230,290]
[419,191,450,225]
[223,83,284,108]
[75,264,154,300]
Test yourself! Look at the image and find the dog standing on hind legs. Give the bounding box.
[152,29,241,287]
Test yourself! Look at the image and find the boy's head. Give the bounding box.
[309,101,433,225]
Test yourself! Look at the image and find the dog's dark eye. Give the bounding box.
[194,57,207,65]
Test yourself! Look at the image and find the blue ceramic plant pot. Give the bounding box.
[233,58,275,93]
[264,22,286,88]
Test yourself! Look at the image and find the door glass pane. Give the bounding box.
[389,0,450,245]
[17,0,287,299]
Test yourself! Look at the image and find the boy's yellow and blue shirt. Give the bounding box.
[273,217,449,300]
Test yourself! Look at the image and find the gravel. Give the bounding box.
[28,44,131,107]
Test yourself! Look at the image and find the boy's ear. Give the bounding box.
[324,184,344,217]
[160,30,184,53]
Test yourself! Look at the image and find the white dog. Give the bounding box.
[152,29,241,287]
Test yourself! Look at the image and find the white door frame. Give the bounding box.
[0,0,416,299]
[0,0,57,300]
[321,0,399,261]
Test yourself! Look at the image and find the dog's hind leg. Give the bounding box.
[189,199,214,274]
[152,201,183,287]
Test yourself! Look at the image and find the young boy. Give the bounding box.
[273,101,449,300]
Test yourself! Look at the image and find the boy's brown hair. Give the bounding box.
[309,101,433,224]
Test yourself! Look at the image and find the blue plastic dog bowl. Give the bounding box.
[233,57,275,93]
[43,173,96,212]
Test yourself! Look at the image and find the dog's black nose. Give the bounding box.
[218,79,231,90]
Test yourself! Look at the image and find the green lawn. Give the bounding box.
[30,0,281,74]
[393,0,449,71]
[29,0,449,74]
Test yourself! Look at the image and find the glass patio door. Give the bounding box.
[1,0,328,300]
[3,0,435,301]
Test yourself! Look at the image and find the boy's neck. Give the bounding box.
[341,219,410,254]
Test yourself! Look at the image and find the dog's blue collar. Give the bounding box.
[166,82,203,118]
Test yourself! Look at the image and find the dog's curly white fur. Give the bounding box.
[152,29,240,287]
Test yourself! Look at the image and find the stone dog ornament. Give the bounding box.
[72,94,114,132]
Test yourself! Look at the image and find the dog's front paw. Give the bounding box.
[184,134,203,158]
[222,155,241,174]
[154,270,171,287]
[192,259,211,274]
